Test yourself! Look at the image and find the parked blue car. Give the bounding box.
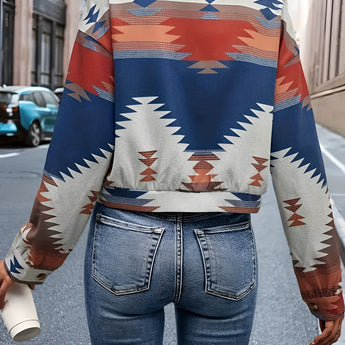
[0,86,59,146]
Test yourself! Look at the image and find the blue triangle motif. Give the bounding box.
[134,0,157,8]
[201,4,219,12]
[84,5,99,24]
[92,20,106,34]
[260,7,276,20]
[10,256,24,274]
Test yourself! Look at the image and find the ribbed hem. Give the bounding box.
[99,187,262,213]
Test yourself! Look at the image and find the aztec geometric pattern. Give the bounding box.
[5,0,343,321]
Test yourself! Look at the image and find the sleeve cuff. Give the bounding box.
[304,286,344,321]
[5,247,50,285]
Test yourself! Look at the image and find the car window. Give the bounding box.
[41,91,59,106]
[33,92,46,108]
[20,93,35,102]
[0,92,19,105]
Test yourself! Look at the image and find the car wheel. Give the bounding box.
[25,121,41,147]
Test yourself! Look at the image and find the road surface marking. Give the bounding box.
[320,144,345,174]
[0,153,20,159]
[35,144,49,149]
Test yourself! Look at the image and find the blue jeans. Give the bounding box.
[84,202,258,345]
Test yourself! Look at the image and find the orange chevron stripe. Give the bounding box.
[233,45,277,59]
[164,17,254,60]
[275,76,294,94]
[113,41,186,52]
[113,25,180,43]
[275,88,299,104]
[238,30,278,52]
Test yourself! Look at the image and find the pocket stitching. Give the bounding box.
[194,225,256,301]
[91,220,165,295]
[96,213,164,233]
[197,221,251,234]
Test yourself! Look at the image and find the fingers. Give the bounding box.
[331,314,345,344]
[311,321,333,345]
[328,316,343,344]
[311,314,344,345]
[0,260,15,309]
[0,278,13,309]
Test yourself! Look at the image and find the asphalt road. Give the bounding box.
[0,124,344,345]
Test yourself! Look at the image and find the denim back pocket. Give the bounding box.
[194,221,256,301]
[92,213,165,295]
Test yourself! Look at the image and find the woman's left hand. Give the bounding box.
[310,313,344,345]
[0,260,15,309]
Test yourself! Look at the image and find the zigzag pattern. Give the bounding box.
[7,0,342,321]
[249,156,268,187]
[65,82,91,102]
[283,198,306,227]
[9,256,24,274]
[182,153,224,192]
[254,0,284,20]
[139,150,158,181]
[38,147,113,254]
[82,4,110,42]
[81,191,99,215]
[111,2,281,69]
[84,5,100,24]
[271,148,332,272]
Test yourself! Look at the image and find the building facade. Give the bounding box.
[0,0,81,90]
[3,0,344,136]
[302,0,345,137]
[0,0,15,86]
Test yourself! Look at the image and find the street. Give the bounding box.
[0,124,344,345]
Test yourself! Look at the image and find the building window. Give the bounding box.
[0,0,15,86]
[40,19,52,86]
[31,16,65,89]
[31,0,66,90]
[31,15,37,84]
[55,25,64,87]
[308,0,345,92]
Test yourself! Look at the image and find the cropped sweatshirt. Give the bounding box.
[5,0,344,321]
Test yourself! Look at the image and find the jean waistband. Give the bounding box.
[95,202,251,222]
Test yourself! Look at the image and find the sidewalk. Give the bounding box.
[316,124,345,345]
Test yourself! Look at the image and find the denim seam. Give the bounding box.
[206,232,217,290]
[129,211,238,222]
[145,229,166,293]
[181,213,227,222]
[92,274,150,295]
[194,230,211,296]
[96,213,162,233]
[173,214,183,303]
[199,221,251,233]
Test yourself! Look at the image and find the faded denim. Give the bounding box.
[84,202,258,345]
